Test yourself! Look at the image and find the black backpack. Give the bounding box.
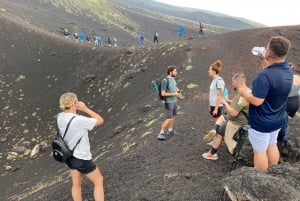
[52,116,82,163]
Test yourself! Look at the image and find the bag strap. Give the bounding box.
[215,78,223,88]
[62,116,76,139]
[240,110,248,119]
[166,77,169,91]
[59,115,83,152]
[162,77,169,91]
[71,136,83,152]
[216,78,227,98]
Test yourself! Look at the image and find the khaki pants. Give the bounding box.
[224,121,240,154]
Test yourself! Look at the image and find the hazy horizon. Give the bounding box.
[155,0,299,27]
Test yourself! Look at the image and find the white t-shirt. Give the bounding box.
[209,77,225,106]
[57,112,97,160]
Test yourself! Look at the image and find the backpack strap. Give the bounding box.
[162,77,170,92]
[58,115,83,153]
[216,78,227,97]
[240,110,248,119]
[71,136,83,152]
[62,116,76,139]
[166,77,169,91]
[215,77,223,89]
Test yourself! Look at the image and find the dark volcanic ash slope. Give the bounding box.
[1,11,300,201]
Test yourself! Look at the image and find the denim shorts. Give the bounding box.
[165,102,177,119]
[66,157,97,174]
[248,128,280,152]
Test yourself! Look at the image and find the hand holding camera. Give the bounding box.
[177,89,184,98]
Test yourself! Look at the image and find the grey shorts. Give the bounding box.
[165,102,177,119]
[66,156,97,174]
[248,128,280,152]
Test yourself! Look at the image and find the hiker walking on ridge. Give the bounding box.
[74,32,78,42]
[86,35,91,44]
[138,31,145,45]
[178,24,184,38]
[78,32,84,43]
[108,36,112,47]
[158,66,182,140]
[57,92,105,201]
[63,28,70,39]
[153,31,158,43]
[199,21,204,36]
[112,36,118,47]
[97,36,103,46]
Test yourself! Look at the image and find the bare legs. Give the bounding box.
[70,167,104,201]
[86,167,104,201]
[161,117,175,131]
[254,144,279,171]
[70,170,83,201]
[212,134,223,150]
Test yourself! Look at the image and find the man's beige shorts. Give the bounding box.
[224,121,240,155]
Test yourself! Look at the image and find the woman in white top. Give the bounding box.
[208,60,225,120]
[57,92,104,201]
[203,60,226,142]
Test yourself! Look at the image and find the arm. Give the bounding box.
[213,88,223,113]
[293,75,300,85]
[238,88,264,106]
[161,78,181,97]
[161,90,181,97]
[221,99,239,117]
[75,101,104,126]
[258,54,270,69]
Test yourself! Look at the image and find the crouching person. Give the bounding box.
[202,73,250,160]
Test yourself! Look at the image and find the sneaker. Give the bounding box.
[168,130,177,136]
[207,140,214,147]
[157,133,166,140]
[202,152,218,160]
[203,130,216,142]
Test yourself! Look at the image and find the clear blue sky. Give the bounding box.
[155,0,299,27]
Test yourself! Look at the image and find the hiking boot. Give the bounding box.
[157,133,166,140]
[202,152,218,160]
[168,130,177,136]
[203,130,216,142]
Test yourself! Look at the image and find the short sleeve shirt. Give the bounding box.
[209,77,225,106]
[227,93,250,125]
[57,112,97,160]
[161,77,177,103]
[249,62,293,132]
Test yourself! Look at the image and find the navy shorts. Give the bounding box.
[66,157,97,174]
